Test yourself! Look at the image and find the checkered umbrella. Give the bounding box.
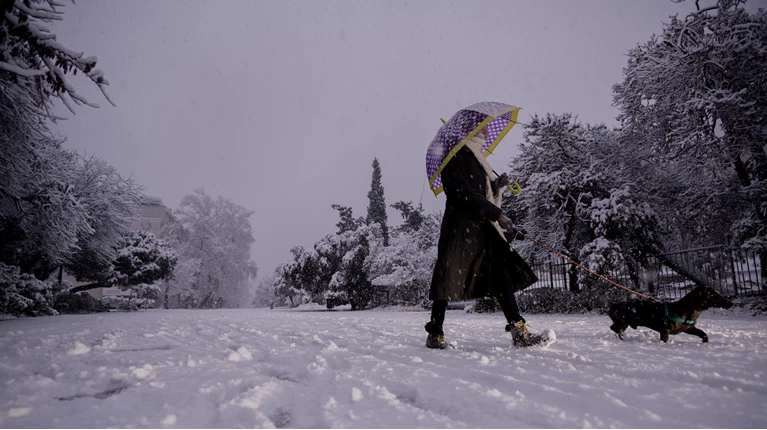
[425,102,520,196]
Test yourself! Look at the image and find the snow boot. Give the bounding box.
[509,321,545,348]
[425,320,449,349]
[426,333,449,349]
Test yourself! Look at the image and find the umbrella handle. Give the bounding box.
[506,182,522,195]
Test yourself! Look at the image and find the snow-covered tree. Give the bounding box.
[391,201,425,233]
[0,2,125,314]
[275,199,440,309]
[613,0,767,282]
[174,189,258,308]
[506,114,666,291]
[64,156,143,282]
[1,71,141,282]
[327,222,382,310]
[251,275,277,308]
[274,203,389,309]
[582,184,662,286]
[331,204,363,234]
[273,265,298,307]
[274,245,327,305]
[0,0,114,116]
[67,230,178,309]
[157,256,200,309]
[154,214,197,308]
[366,158,389,246]
[0,82,92,278]
[506,114,600,290]
[108,231,176,288]
[273,241,336,307]
[367,212,440,306]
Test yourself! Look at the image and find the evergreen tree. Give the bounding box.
[331,204,358,234]
[366,158,389,246]
[391,201,425,233]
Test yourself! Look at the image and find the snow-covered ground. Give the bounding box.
[1,309,765,428]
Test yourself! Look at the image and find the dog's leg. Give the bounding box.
[610,323,626,340]
[684,326,709,343]
[660,331,669,343]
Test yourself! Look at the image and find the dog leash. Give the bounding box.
[510,228,658,302]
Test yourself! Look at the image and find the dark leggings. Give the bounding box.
[428,254,523,335]
[430,290,521,330]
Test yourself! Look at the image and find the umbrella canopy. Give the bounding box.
[425,102,520,195]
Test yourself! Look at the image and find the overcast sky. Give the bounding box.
[52,0,703,280]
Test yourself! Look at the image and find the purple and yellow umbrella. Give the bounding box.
[426,101,522,196]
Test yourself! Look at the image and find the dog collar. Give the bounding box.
[663,303,695,325]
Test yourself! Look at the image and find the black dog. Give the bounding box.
[608,286,733,343]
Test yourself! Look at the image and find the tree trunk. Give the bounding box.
[348,287,357,311]
[127,289,134,311]
[733,155,752,187]
[761,249,767,293]
[567,262,579,292]
[29,259,53,281]
[199,291,213,309]
[642,258,657,295]
[626,259,642,291]
[70,282,103,293]
[562,203,580,293]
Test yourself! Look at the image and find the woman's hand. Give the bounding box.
[498,214,513,230]
[495,173,510,188]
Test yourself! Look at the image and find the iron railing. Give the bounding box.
[527,246,764,300]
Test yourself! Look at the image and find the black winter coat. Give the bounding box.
[429,146,537,301]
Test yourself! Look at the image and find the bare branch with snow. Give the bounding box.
[1,0,115,115]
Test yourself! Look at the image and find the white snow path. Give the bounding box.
[0,309,765,428]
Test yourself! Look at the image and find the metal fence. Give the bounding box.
[527,245,764,300]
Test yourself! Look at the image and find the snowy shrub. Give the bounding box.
[99,296,138,312]
[467,297,502,314]
[571,282,633,314]
[132,283,161,309]
[468,282,635,315]
[324,291,349,310]
[53,291,109,314]
[746,296,767,317]
[579,238,624,274]
[0,264,57,317]
[516,288,577,314]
